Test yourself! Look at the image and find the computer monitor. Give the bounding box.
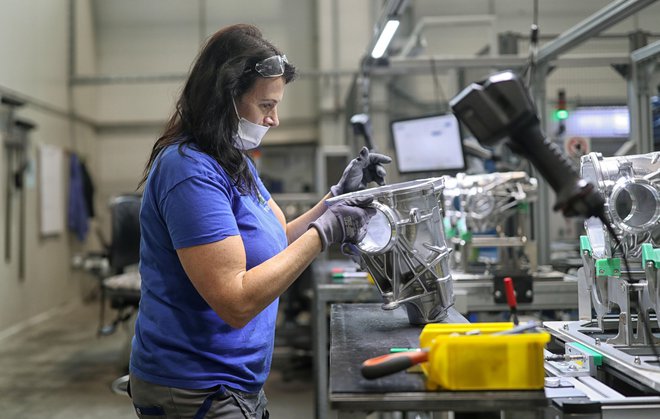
[564,106,630,138]
[391,113,466,174]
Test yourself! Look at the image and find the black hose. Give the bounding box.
[601,214,660,365]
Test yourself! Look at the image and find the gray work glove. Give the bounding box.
[331,147,392,196]
[309,197,376,251]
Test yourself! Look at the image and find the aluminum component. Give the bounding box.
[327,177,454,324]
[577,151,660,346]
[580,151,660,259]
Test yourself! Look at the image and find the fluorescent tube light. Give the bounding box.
[371,19,400,59]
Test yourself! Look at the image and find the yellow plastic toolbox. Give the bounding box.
[418,322,550,391]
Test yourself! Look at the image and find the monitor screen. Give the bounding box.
[391,113,466,174]
[564,106,629,138]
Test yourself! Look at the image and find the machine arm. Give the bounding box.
[449,71,605,219]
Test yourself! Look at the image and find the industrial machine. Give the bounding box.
[544,151,660,400]
[450,70,660,416]
[442,171,538,274]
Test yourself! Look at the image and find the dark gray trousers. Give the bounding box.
[129,374,268,419]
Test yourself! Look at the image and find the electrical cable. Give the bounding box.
[601,215,660,365]
[429,58,447,113]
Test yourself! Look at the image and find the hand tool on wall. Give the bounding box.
[13,119,35,280]
[1,96,26,265]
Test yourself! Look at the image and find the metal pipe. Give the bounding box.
[0,84,95,127]
[631,38,660,63]
[67,0,79,148]
[529,62,551,266]
[68,0,75,82]
[519,31,660,40]
[70,68,358,86]
[332,0,340,110]
[536,0,659,64]
[71,73,187,86]
[628,39,660,154]
[198,0,206,45]
[383,53,629,75]
[400,15,496,57]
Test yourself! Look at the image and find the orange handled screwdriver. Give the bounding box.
[361,350,429,379]
[503,277,519,326]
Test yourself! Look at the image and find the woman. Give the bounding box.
[129,24,390,418]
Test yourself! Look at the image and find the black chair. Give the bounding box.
[108,194,142,275]
[97,194,142,336]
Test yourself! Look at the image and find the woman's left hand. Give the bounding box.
[331,147,392,196]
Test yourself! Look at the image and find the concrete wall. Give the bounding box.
[91,0,321,214]
[0,0,98,333]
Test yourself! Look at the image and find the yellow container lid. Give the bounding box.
[418,322,550,391]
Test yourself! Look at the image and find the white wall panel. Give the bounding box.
[94,0,317,124]
[93,0,319,201]
[0,0,69,107]
[0,0,99,334]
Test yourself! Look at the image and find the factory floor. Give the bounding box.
[0,301,314,419]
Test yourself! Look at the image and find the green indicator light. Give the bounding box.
[555,109,569,120]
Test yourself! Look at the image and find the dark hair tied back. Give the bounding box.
[138,24,297,195]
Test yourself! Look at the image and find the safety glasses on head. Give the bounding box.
[253,55,288,78]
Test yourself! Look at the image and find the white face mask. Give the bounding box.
[232,98,269,150]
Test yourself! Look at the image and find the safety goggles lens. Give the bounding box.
[254,55,288,77]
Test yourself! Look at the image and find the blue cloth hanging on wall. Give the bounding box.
[68,153,89,241]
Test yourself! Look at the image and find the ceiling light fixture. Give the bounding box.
[371,19,400,59]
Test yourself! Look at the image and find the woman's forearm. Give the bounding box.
[285,192,332,243]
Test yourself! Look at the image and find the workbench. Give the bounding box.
[328,303,548,418]
[312,260,575,419]
[313,261,381,419]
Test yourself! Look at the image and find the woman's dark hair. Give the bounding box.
[137,24,296,193]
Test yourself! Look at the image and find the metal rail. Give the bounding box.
[536,0,659,64]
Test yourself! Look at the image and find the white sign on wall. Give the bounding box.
[38,144,65,236]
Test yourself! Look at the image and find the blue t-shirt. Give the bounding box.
[130,143,287,393]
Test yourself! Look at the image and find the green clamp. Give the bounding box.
[517,201,530,213]
[579,235,592,257]
[567,342,603,366]
[443,218,456,239]
[595,258,620,277]
[641,243,660,269]
[456,218,471,242]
